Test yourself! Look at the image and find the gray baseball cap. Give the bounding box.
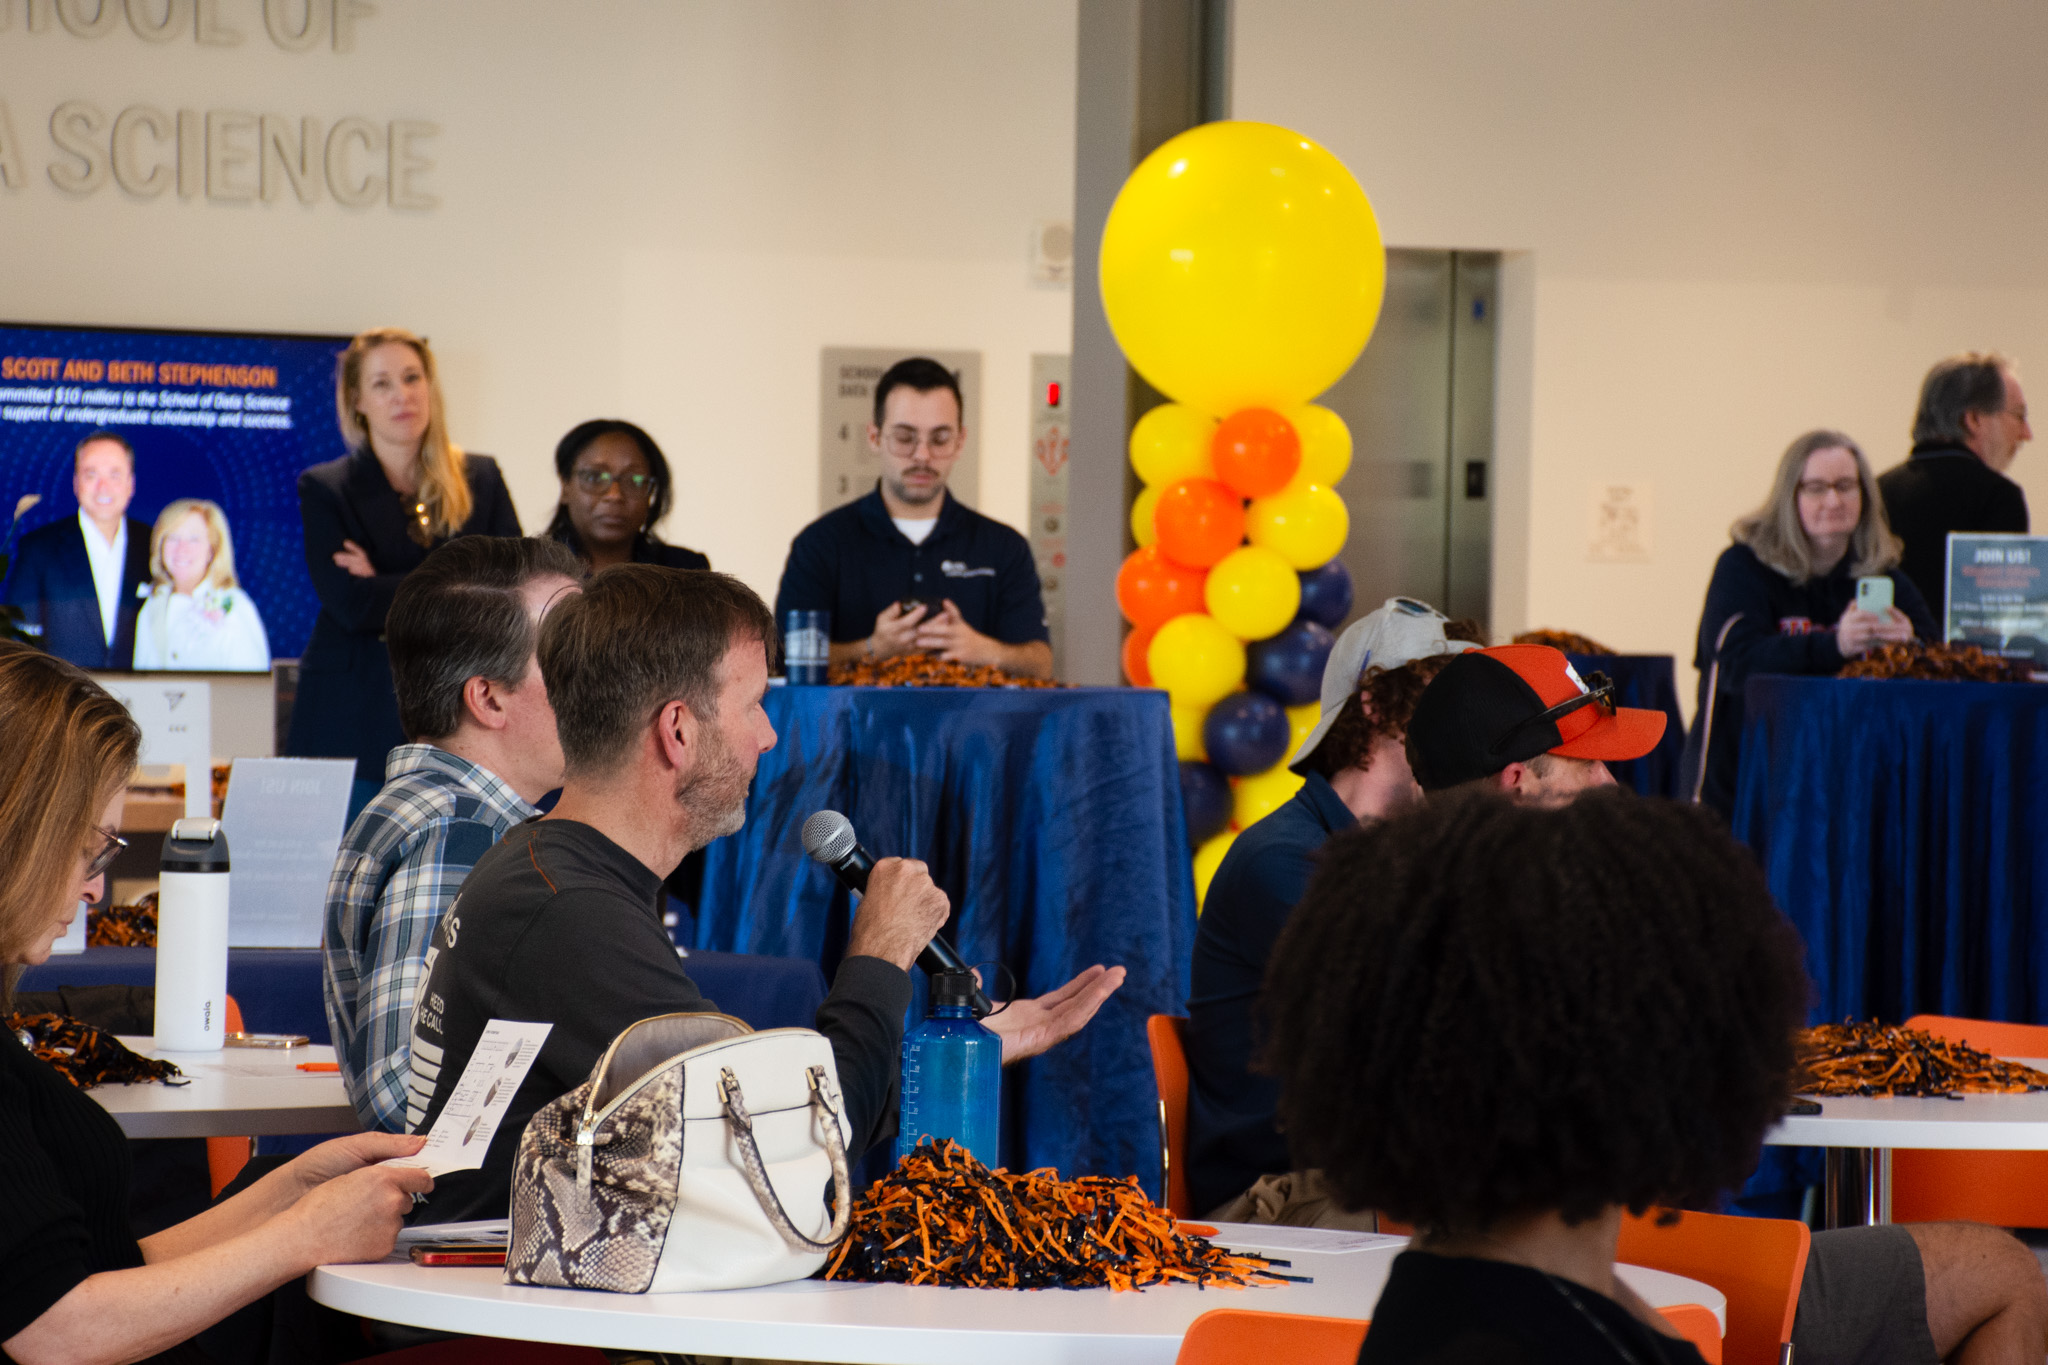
[1289,597,1481,773]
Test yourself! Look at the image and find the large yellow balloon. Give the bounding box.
[1130,404,1218,486]
[1193,828,1239,913]
[1290,404,1353,487]
[1246,482,1350,569]
[1100,121,1386,415]
[1171,700,1210,762]
[1285,701,1321,763]
[1148,612,1246,709]
[1234,760,1306,828]
[1204,545,1302,640]
[1130,485,1160,547]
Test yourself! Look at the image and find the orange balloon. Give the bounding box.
[1116,545,1209,631]
[1122,625,1156,686]
[1154,478,1247,569]
[1211,409,1301,498]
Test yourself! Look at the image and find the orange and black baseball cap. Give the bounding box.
[1406,644,1667,792]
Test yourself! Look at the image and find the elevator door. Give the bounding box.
[1320,250,1498,633]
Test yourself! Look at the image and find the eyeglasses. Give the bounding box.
[2002,405,2031,424]
[573,469,655,497]
[1796,478,1861,500]
[882,426,961,458]
[84,825,127,881]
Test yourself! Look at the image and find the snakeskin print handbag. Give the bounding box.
[506,1011,853,1293]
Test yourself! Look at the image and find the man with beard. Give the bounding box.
[775,356,1052,678]
[404,567,1120,1222]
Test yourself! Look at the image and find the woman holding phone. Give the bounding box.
[1683,428,1936,815]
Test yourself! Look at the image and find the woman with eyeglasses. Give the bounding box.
[0,641,432,1365]
[1682,429,1935,815]
[544,420,708,573]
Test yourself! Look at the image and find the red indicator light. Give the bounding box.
[1046,382,1061,408]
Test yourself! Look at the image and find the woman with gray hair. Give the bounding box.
[1682,428,1936,815]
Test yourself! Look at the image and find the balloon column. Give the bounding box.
[1102,121,1385,911]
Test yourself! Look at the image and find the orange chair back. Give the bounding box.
[1893,1014,2048,1225]
[1658,1304,1724,1364]
[1177,1309,1366,1364]
[207,996,253,1197]
[1617,1207,1805,1365]
[1147,1014,1193,1218]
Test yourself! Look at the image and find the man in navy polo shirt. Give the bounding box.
[775,356,1052,679]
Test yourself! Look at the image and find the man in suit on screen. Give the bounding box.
[3,431,152,669]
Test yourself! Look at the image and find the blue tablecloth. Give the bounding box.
[696,685,1196,1194]
[1732,675,2048,1026]
[18,946,827,1044]
[1563,653,1686,798]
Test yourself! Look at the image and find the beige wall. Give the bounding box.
[1233,0,2048,712]
[2,0,1076,614]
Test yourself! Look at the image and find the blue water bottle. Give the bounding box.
[896,969,1001,1166]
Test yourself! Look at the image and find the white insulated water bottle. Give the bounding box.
[154,818,231,1051]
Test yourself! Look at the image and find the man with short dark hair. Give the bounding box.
[1404,643,2048,1365]
[775,356,1052,678]
[1879,352,2032,609]
[3,431,151,668]
[322,535,585,1130]
[1185,599,1484,1223]
[407,566,1120,1222]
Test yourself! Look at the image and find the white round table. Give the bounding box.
[311,1227,1724,1365]
[94,1038,359,1138]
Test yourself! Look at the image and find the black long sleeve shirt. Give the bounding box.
[1878,444,2029,609]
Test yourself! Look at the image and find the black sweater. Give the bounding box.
[1877,444,2029,610]
[1682,543,1937,816]
[406,819,912,1223]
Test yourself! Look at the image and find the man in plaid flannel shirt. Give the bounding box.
[321,536,584,1130]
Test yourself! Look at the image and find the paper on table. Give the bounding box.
[1207,1225,1407,1255]
[386,1020,552,1177]
[395,1219,510,1248]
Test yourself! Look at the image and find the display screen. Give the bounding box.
[0,321,350,672]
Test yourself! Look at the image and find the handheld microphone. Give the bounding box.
[801,809,993,1017]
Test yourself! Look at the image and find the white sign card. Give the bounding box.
[1945,532,2048,669]
[387,1020,553,1177]
[218,757,355,947]
[103,679,212,818]
[1028,352,1070,672]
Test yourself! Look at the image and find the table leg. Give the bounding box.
[1822,1147,1892,1227]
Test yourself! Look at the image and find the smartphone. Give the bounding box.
[1855,576,1894,616]
[223,1033,310,1049]
[1786,1097,1822,1116]
[409,1245,507,1266]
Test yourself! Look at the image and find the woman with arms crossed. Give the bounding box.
[0,641,429,1365]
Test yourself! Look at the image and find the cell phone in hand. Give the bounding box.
[1855,576,1894,616]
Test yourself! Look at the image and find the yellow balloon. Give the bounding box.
[1290,404,1353,487]
[1130,404,1218,486]
[1285,701,1321,763]
[1171,700,1210,762]
[1204,545,1302,640]
[1130,485,1161,547]
[1246,482,1350,570]
[1148,612,1246,709]
[1234,760,1306,829]
[1193,828,1239,913]
[1100,121,1386,415]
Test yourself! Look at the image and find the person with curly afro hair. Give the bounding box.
[1185,598,1483,1226]
[1265,789,1806,1362]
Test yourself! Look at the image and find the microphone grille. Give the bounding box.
[801,809,857,864]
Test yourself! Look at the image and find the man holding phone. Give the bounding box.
[774,356,1053,679]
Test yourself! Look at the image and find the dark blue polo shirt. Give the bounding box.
[1184,770,1358,1215]
[774,485,1049,645]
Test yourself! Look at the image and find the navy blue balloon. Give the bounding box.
[1179,761,1233,846]
[1247,619,1336,707]
[1296,559,1354,628]
[1202,691,1292,777]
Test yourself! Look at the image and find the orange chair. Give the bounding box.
[1618,1206,1807,1365]
[207,996,254,1197]
[1892,1014,2048,1226]
[1175,1305,1719,1364]
[1146,1013,1193,1217]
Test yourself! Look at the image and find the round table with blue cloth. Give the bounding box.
[1563,653,1686,798]
[693,684,1196,1198]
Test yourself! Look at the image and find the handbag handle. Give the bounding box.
[717,1064,852,1253]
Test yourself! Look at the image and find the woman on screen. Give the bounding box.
[544,419,709,571]
[286,328,519,806]
[131,499,271,672]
